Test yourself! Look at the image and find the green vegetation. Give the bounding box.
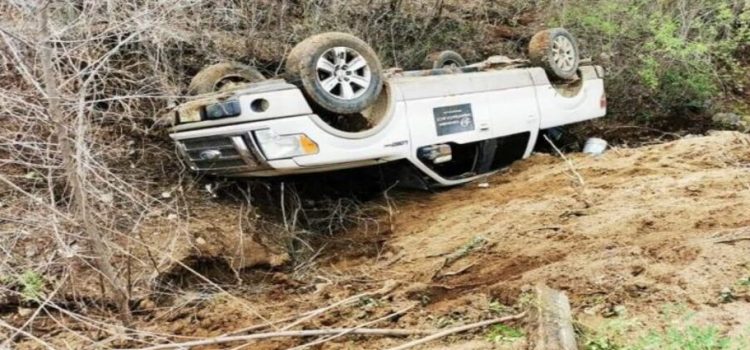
[581,305,750,350]
[486,323,525,343]
[552,0,750,125]
[581,315,640,350]
[488,299,512,315]
[19,270,44,302]
[637,324,735,350]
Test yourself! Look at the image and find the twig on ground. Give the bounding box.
[711,228,750,245]
[280,280,399,331]
[543,134,586,187]
[439,262,476,277]
[287,303,418,350]
[0,272,67,347]
[0,319,56,350]
[220,280,400,337]
[124,327,431,350]
[714,236,750,244]
[519,226,563,235]
[384,312,527,350]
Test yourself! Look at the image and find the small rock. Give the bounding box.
[602,304,627,318]
[713,112,741,124]
[25,247,37,258]
[138,298,157,310]
[583,304,604,316]
[18,308,33,317]
[59,242,80,259]
[713,112,747,130]
[613,305,627,316]
[205,184,218,198]
[720,287,735,303]
[100,193,113,204]
[314,283,329,294]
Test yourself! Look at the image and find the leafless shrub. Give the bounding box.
[0,0,600,348]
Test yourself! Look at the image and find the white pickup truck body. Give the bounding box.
[170,64,606,186]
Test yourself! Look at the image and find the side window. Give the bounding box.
[416,132,530,180]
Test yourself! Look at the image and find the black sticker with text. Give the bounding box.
[433,104,475,136]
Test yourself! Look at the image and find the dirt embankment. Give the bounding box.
[7,131,750,349]
[159,131,750,347]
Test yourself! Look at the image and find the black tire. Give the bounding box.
[188,62,265,95]
[528,28,580,80]
[286,32,383,115]
[425,50,467,69]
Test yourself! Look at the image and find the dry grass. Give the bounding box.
[1,4,412,346]
[1,0,747,348]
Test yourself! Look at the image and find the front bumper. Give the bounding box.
[171,110,411,177]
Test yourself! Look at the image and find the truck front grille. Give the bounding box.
[178,135,260,172]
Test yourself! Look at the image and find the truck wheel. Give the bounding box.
[425,50,467,69]
[286,32,383,114]
[188,62,265,95]
[528,28,580,80]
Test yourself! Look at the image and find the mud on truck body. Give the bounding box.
[168,29,606,187]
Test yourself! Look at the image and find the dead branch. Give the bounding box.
[126,327,432,350]
[218,280,399,338]
[543,135,586,187]
[38,3,132,325]
[288,303,418,350]
[439,262,476,277]
[384,312,527,350]
[0,319,55,350]
[0,273,67,347]
[280,280,399,331]
[714,236,750,244]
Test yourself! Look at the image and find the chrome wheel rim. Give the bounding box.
[552,35,576,72]
[316,47,371,100]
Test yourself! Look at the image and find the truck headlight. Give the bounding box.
[254,129,319,160]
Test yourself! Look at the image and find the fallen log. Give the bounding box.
[529,284,578,350]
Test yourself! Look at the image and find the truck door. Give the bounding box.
[390,69,540,184]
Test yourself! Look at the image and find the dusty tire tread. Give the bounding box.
[425,50,467,69]
[528,28,580,81]
[188,62,265,95]
[285,32,383,115]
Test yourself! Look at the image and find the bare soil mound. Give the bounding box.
[8,131,750,349]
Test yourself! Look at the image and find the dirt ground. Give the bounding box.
[7,131,750,349]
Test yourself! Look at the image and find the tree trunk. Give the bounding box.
[38,4,131,326]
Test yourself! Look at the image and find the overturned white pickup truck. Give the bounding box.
[169,29,606,186]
